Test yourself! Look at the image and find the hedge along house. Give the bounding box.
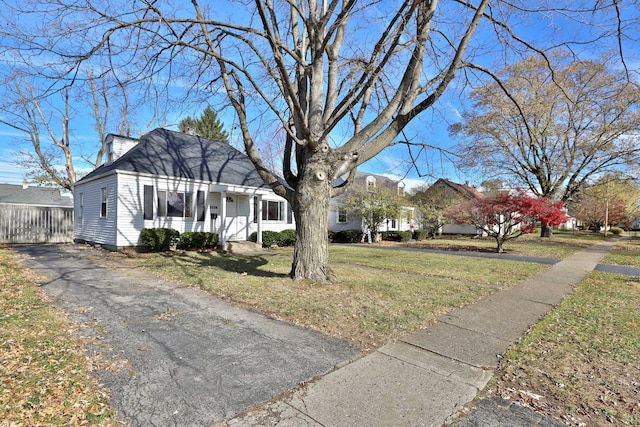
[73,128,293,251]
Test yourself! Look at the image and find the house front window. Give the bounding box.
[157,190,191,218]
[262,200,284,221]
[337,208,348,223]
[79,193,84,218]
[100,188,108,217]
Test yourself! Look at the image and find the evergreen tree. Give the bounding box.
[178,106,229,142]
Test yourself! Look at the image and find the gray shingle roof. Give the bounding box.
[0,184,73,207]
[78,128,269,188]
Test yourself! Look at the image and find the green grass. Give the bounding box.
[495,271,640,426]
[119,245,549,350]
[0,248,119,426]
[601,237,640,267]
[412,229,606,259]
[329,245,546,285]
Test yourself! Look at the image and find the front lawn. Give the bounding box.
[411,229,606,259]
[488,238,640,426]
[601,237,640,267]
[113,246,549,350]
[494,272,640,426]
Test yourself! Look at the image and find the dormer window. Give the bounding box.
[106,141,114,163]
[366,176,376,190]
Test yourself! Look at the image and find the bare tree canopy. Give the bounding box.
[0,67,137,190]
[1,0,637,280]
[451,53,640,203]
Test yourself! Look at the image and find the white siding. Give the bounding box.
[441,223,482,235]
[327,206,416,233]
[75,170,297,249]
[105,134,138,164]
[115,174,213,247]
[73,175,118,246]
[328,207,362,232]
[253,195,295,234]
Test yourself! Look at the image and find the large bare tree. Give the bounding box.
[0,70,135,190]
[451,53,640,236]
[1,1,634,280]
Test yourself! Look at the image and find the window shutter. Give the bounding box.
[287,202,293,224]
[196,191,205,221]
[144,185,154,220]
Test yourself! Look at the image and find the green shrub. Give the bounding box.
[180,231,219,249]
[261,230,281,246]
[398,231,412,242]
[191,232,207,248]
[279,229,297,246]
[140,228,180,252]
[179,231,194,248]
[249,230,297,247]
[413,229,429,241]
[334,229,363,243]
[205,232,219,247]
[381,231,400,241]
[610,227,624,235]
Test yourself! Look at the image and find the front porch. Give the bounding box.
[209,184,271,247]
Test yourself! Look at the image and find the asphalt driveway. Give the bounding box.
[15,244,358,427]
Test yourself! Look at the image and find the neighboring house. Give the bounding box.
[329,171,415,235]
[0,182,73,243]
[421,178,484,236]
[73,128,293,251]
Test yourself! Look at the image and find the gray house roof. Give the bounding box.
[78,128,269,189]
[0,184,73,207]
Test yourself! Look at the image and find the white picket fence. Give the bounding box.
[0,204,74,244]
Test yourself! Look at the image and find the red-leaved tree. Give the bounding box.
[446,192,569,253]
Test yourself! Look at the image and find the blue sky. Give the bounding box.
[1,1,637,191]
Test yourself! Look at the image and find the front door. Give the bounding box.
[225,196,247,241]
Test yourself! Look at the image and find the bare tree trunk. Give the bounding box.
[540,222,553,238]
[290,158,336,283]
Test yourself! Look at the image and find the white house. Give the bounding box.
[420,178,484,236]
[328,171,415,235]
[73,128,293,251]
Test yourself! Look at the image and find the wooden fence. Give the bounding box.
[0,204,74,244]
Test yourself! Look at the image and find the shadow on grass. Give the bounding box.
[155,250,290,279]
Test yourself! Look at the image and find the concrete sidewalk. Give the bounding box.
[224,240,617,427]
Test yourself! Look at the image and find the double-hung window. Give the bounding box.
[262,200,284,221]
[337,208,348,223]
[157,190,193,218]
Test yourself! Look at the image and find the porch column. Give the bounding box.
[256,195,263,245]
[220,191,227,246]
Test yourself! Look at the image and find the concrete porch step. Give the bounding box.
[222,241,265,254]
